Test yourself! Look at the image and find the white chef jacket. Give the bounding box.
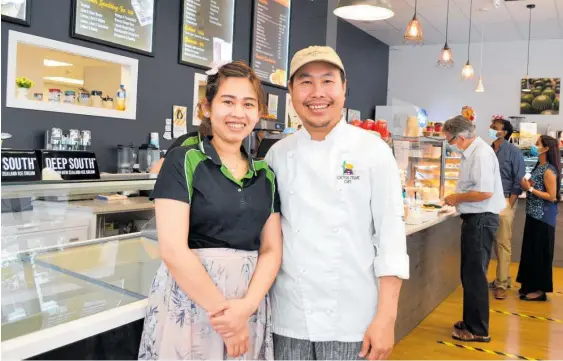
[265,120,409,342]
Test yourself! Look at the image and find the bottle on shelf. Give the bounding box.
[116,84,127,111]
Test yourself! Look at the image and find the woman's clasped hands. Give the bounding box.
[209,299,256,358]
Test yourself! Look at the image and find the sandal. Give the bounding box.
[452,328,491,343]
[453,321,466,330]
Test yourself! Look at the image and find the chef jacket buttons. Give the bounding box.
[337,188,342,192]
[333,228,338,233]
[325,309,333,315]
[238,188,242,192]
[289,190,294,195]
[288,153,294,158]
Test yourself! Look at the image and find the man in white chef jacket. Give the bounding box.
[265,46,410,360]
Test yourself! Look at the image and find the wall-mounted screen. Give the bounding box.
[179,0,235,68]
[71,0,156,56]
[251,0,291,88]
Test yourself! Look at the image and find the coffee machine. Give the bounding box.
[245,119,285,159]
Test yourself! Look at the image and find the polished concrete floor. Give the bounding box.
[391,261,563,360]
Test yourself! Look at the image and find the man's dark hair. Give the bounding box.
[502,120,514,140]
[492,119,514,141]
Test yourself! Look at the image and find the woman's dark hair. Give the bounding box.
[197,61,266,136]
[539,135,561,202]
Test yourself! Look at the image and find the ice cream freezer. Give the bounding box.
[1,232,161,360]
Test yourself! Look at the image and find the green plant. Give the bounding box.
[554,98,559,111]
[532,88,542,97]
[540,109,557,115]
[543,88,556,100]
[16,77,34,88]
[533,81,544,88]
[520,102,533,114]
[532,95,553,111]
[521,94,534,103]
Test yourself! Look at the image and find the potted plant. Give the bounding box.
[15,77,34,100]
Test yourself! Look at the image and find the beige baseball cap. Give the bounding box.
[289,46,346,80]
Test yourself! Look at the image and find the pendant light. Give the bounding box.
[461,0,474,80]
[404,0,423,43]
[437,0,453,67]
[522,4,535,93]
[333,0,394,21]
[475,28,485,92]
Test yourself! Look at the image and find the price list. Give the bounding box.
[180,0,235,68]
[251,0,291,87]
[72,0,155,55]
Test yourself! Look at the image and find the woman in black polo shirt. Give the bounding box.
[138,61,282,360]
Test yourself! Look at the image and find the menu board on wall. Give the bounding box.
[179,0,235,68]
[71,0,156,56]
[251,0,291,88]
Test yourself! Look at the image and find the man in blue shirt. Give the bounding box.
[487,118,525,300]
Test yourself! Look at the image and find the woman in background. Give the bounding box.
[518,135,560,301]
[138,61,282,359]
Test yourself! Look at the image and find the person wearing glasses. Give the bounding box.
[443,116,505,343]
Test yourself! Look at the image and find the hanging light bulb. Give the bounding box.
[333,0,394,21]
[437,44,454,68]
[475,76,484,92]
[404,0,423,43]
[461,0,474,80]
[475,27,485,92]
[437,0,454,67]
[462,61,474,80]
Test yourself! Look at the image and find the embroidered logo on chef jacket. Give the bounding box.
[337,161,360,184]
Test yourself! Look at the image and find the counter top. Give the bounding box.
[406,210,459,236]
[33,197,154,215]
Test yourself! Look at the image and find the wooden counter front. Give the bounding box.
[396,214,461,341]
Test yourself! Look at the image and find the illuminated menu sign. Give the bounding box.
[180,0,235,68]
[251,0,291,88]
[71,0,156,55]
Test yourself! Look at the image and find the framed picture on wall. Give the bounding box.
[192,73,207,126]
[520,77,560,115]
[347,109,361,122]
[70,0,157,56]
[1,0,32,26]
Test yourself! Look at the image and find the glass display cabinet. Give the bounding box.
[1,175,163,359]
[392,136,448,203]
[1,233,160,360]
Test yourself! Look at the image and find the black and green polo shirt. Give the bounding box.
[151,132,280,251]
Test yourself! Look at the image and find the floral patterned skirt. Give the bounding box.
[138,248,274,360]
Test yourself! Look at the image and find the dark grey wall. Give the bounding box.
[1,0,328,172]
[336,19,389,120]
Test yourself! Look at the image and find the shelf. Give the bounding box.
[1,177,157,200]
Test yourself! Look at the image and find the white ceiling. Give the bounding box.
[346,0,563,46]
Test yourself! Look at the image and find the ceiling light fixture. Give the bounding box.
[522,4,535,93]
[404,0,423,43]
[43,59,73,67]
[43,77,84,86]
[437,0,453,68]
[461,0,474,81]
[475,28,485,92]
[333,0,394,21]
